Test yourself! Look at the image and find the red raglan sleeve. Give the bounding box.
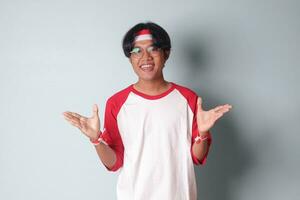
[189,93,212,165]
[99,99,124,172]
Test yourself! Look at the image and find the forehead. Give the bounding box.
[133,39,153,47]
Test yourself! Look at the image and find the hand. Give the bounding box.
[196,97,232,134]
[63,104,100,141]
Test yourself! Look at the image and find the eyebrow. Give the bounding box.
[132,44,154,49]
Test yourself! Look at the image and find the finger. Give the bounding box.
[220,105,233,113]
[63,111,73,118]
[70,112,82,118]
[63,114,78,123]
[215,108,230,116]
[63,113,81,124]
[70,120,82,129]
[213,105,224,112]
[68,112,88,122]
[80,117,87,123]
[67,117,88,134]
[214,106,233,120]
[63,114,74,122]
[222,104,233,110]
[214,104,232,113]
[215,113,224,121]
[223,104,233,109]
[64,116,82,129]
[197,97,203,112]
[63,111,80,120]
[92,104,99,118]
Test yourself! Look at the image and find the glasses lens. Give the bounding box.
[148,46,160,55]
[130,46,161,58]
[130,47,140,54]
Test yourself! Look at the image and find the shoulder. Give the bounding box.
[172,82,199,112]
[172,82,198,99]
[106,85,132,108]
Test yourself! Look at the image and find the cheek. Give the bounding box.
[154,57,166,68]
[132,65,139,73]
[130,59,139,70]
[132,63,142,75]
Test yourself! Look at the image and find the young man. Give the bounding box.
[63,22,232,200]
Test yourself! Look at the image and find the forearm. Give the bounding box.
[192,132,209,161]
[94,143,116,169]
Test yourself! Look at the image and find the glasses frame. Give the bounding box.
[130,45,162,59]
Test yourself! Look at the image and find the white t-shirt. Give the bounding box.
[99,82,212,200]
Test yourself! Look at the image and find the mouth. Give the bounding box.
[139,63,154,72]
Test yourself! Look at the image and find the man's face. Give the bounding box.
[129,39,169,82]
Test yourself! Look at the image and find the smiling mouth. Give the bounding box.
[140,64,154,71]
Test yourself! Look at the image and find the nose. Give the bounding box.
[141,49,153,60]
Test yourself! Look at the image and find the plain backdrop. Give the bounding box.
[0,0,299,199]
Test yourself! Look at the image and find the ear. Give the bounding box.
[129,57,133,64]
[164,50,170,60]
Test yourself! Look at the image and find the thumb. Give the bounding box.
[197,97,203,112]
[92,104,99,117]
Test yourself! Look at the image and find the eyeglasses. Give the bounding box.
[130,46,161,59]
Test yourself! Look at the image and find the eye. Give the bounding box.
[148,46,160,52]
[130,47,141,54]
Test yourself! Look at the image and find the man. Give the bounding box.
[63,22,232,200]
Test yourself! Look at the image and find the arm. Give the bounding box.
[192,131,210,162]
[192,96,232,164]
[63,104,122,171]
[94,142,117,169]
[91,130,123,171]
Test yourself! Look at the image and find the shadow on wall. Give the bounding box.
[179,33,253,200]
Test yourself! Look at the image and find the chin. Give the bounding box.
[135,71,163,82]
[139,77,155,82]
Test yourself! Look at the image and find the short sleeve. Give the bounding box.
[99,100,124,172]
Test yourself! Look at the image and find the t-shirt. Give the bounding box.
[99,82,212,200]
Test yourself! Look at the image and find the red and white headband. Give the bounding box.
[134,29,153,42]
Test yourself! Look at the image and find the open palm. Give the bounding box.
[196,97,232,134]
[63,104,100,141]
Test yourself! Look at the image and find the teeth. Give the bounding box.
[141,64,153,69]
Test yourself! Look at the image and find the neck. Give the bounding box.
[134,78,170,94]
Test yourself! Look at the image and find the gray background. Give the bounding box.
[0,0,299,199]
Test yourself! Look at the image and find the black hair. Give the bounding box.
[122,22,171,58]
